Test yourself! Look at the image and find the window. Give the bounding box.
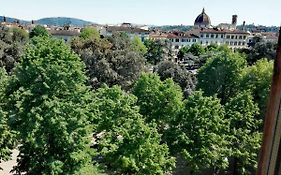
[226,35,230,39]
[201,34,204,38]
[175,39,179,42]
[211,34,214,38]
[181,39,185,42]
[243,36,246,39]
[239,36,242,39]
[216,34,219,38]
[234,41,237,45]
[192,39,196,42]
[206,34,209,38]
[221,35,224,38]
[235,35,238,39]
[175,45,179,49]
[231,35,234,39]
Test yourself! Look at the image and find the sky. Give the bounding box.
[1,0,281,26]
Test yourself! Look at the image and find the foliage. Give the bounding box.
[240,37,276,65]
[225,91,261,175]
[91,86,175,175]
[197,51,247,104]
[131,36,147,55]
[0,68,16,169]
[132,73,183,131]
[80,27,100,40]
[240,59,273,117]
[71,32,146,90]
[177,46,189,60]
[6,37,97,174]
[174,91,229,172]
[29,25,49,38]
[187,43,205,56]
[144,39,172,65]
[0,27,28,73]
[156,60,196,97]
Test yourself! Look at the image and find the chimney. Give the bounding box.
[232,15,238,26]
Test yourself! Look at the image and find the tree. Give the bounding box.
[6,37,97,174]
[225,91,261,175]
[80,27,100,40]
[144,39,172,65]
[71,32,146,90]
[132,73,183,131]
[240,59,273,117]
[91,86,175,175]
[29,25,49,38]
[197,51,247,104]
[177,46,189,60]
[155,60,196,97]
[0,27,27,73]
[0,68,16,169]
[187,43,205,56]
[173,91,229,173]
[131,36,147,55]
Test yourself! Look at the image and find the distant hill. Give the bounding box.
[0,16,28,24]
[36,17,94,27]
[0,16,95,27]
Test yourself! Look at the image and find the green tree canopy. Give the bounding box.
[131,36,147,55]
[29,25,49,38]
[156,60,196,97]
[187,43,205,56]
[71,32,146,90]
[6,37,97,174]
[132,73,183,131]
[144,39,172,65]
[175,91,229,173]
[80,27,100,40]
[240,59,273,116]
[197,51,247,104]
[0,68,16,169]
[91,86,175,175]
[225,91,261,175]
[0,27,27,73]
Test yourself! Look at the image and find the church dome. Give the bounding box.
[194,8,211,28]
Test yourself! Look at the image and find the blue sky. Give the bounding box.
[1,0,281,26]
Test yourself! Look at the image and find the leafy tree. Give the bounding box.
[6,37,97,174]
[177,46,189,60]
[80,27,100,40]
[132,73,183,131]
[29,25,49,38]
[0,68,16,169]
[91,86,175,175]
[225,91,261,175]
[156,60,196,97]
[187,43,205,56]
[131,36,147,55]
[144,39,172,65]
[240,59,273,117]
[71,32,146,90]
[197,51,247,104]
[0,27,27,73]
[173,91,229,173]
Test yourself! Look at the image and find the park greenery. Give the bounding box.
[0,25,277,175]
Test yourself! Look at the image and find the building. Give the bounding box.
[102,24,150,42]
[194,8,211,28]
